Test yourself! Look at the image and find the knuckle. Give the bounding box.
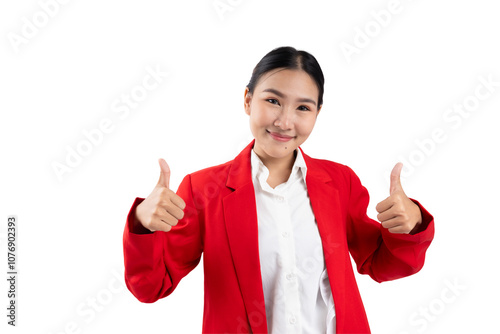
[159,187,171,198]
[143,216,153,227]
[152,207,162,217]
[156,196,165,204]
[147,221,156,231]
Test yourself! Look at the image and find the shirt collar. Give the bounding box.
[250,146,308,185]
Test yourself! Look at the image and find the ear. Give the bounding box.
[316,104,322,116]
[244,87,252,115]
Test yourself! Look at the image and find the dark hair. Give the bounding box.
[246,46,325,108]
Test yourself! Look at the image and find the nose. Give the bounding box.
[274,108,294,130]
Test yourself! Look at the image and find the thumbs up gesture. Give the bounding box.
[134,158,187,233]
[375,163,423,234]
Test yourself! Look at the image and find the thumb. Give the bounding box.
[389,162,403,195]
[157,158,170,188]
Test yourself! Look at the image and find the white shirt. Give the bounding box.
[251,148,336,334]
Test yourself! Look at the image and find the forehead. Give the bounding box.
[255,68,319,97]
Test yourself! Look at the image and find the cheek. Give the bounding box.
[250,109,273,129]
[296,116,317,135]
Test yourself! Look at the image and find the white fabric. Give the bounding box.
[251,147,336,334]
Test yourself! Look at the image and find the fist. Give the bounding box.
[135,158,186,232]
[375,163,423,234]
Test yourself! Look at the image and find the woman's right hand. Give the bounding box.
[135,158,187,232]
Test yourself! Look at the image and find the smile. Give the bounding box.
[267,130,294,142]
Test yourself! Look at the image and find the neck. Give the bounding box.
[254,147,297,175]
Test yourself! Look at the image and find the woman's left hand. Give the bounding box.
[375,163,423,234]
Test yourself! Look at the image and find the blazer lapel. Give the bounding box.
[300,147,348,316]
[223,139,269,333]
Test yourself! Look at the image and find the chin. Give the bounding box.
[266,143,298,156]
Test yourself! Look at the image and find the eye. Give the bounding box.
[298,105,310,111]
[266,98,280,105]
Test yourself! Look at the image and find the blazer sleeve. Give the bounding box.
[345,166,435,283]
[122,173,203,303]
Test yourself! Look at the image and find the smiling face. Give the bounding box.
[244,68,321,166]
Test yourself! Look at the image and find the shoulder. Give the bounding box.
[300,149,370,200]
[182,158,234,184]
[302,150,357,182]
[308,156,351,173]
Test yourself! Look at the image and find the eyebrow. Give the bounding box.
[261,88,317,106]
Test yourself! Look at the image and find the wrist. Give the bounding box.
[130,203,153,234]
[408,207,423,235]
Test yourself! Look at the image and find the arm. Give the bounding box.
[345,167,434,283]
[122,174,203,302]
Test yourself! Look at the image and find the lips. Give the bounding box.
[267,130,294,142]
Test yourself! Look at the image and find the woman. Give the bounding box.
[122,46,434,333]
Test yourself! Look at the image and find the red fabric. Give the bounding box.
[123,139,434,333]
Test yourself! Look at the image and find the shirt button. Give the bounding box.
[276,195,284,202]
[289,316,297,325]
[282,231,289,238]
[286,273,294,280]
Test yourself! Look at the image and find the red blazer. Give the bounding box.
[123,139,434,334]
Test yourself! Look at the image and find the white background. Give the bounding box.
[1,0,499,333]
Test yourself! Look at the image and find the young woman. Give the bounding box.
[123,46,434,334]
